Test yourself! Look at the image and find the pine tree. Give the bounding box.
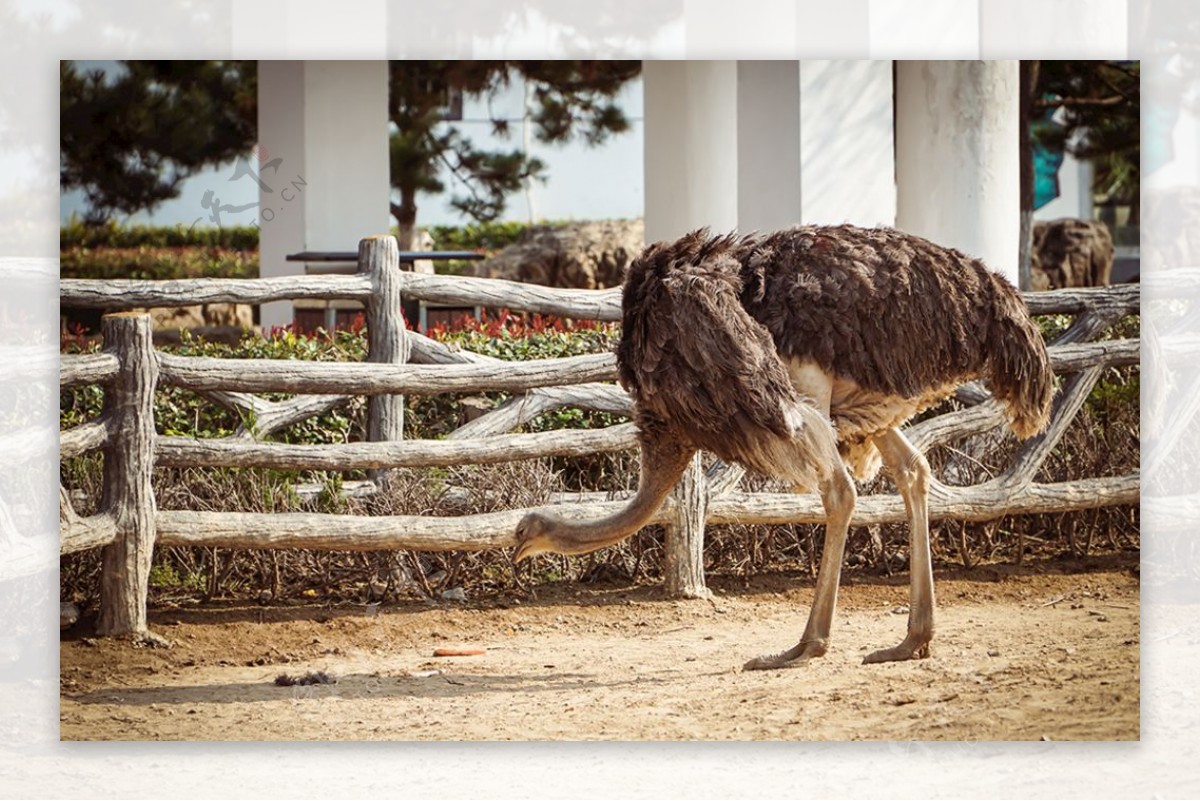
[61,60,641,236]
[387,60,640,246]
[60,61,257,224]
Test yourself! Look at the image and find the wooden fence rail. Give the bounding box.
[59,234,1141,635]
[155,424,640,470]
[59,271,623,321]
[152,351,618,394]
[59,274,373,308]
[141,473,1141,556]
[60,353,120,387]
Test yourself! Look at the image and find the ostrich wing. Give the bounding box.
[619,253,805,467]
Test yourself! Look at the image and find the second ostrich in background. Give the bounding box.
[514,225,1054,670]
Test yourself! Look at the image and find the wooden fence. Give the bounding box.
[59,234,1141,636]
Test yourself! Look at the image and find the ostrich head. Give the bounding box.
[511,445,684,562]
[513,510,559,562]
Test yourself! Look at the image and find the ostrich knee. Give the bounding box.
[822,465,857,528]
[892,449,931,503]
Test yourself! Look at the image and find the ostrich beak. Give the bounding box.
[513,540,533,563]
[513,535,546,564]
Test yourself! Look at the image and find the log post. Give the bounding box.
[359,235,409,485]
[664,452,712,599]
[96,313,159,637]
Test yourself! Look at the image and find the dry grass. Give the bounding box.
[59,367,1140,610]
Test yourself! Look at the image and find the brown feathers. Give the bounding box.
[619,225,1054,467]
[737,225,995,399]
[618,229,810,473]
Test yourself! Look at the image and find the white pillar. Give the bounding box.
[895,61,1021,285]
[257,61,307,331]
[650,60,896,239]
[798,60,896,227]
[642,60,742,599]
[257,61,391,330]
[643,61,738,243]
[736,61,801,232]
[736,60,896,233]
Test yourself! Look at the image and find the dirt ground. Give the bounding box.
[60,553,1139,741]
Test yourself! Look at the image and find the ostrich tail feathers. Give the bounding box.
[985,286,1054,439]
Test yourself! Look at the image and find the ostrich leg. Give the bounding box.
[744,421,857,670]
[863,427,935,663]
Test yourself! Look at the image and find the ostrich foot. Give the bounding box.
[862,637,930,664]
[742,639,827,671]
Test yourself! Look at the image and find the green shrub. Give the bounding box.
[59,219,571,254]
[1086,369,1139,427]
[57,220,598,283]
[411,312,628,487]
[61,246,259,281]
[148,562,204,591]
[421,220,560,252]
[409,311,623,439]
[61,218,259,249]
[60,314,621,445]
[431,309,616,360]
[1036,313,1073,341]
[1033,313,1139,424]
[62,327,369,445]
[57,220,570,282]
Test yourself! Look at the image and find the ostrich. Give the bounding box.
[514,225,1053,670]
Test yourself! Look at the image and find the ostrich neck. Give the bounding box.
[551,437,695,554]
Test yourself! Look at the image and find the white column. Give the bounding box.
[895,61,1020,284]
[641,60,741,599]
[735,60,896,232]
[736,61,802,232]
[257,61,391,330]
[643,61,739,243]
[302,62,391,250]
[257,61,307,330]
[798,60,896,226]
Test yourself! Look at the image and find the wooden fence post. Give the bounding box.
[664,452,711,599]
[359,235,409,484]
[96,313,159,638]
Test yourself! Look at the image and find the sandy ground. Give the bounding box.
[60,554,1139,741]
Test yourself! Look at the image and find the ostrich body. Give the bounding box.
[515,225,1053,669]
